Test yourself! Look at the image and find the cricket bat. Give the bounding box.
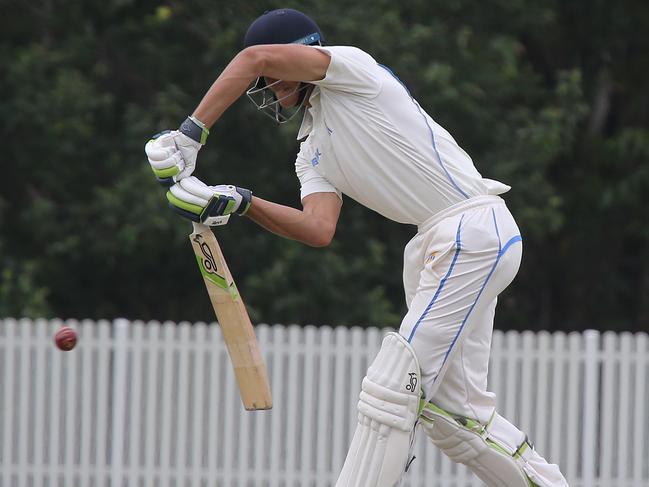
[189,221,272,410]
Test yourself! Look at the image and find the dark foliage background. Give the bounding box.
[1,0,648,331]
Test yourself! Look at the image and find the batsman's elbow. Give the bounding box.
[233,46,269,81]
[307,226,336,248]
[309,236,333,248]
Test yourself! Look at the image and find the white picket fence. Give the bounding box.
[0,319,647,487]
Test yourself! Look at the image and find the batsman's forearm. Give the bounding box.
[245,197,335,247]
[192,50,263,127]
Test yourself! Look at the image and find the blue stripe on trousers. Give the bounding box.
[407,215,465,343]
[431,211,522,386]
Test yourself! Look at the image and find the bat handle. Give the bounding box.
[192,215,230,230]
[192,221,210,232]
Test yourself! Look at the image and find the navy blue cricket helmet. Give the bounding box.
[243,9,324,124]
[243,8,324,48]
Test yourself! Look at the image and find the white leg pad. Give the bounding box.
[335,332,421,487]
[420,403,569,487]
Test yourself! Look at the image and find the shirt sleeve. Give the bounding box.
[295,137,342,201]
[309,46,383,96]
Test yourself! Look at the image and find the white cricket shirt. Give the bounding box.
[295,45,510,226]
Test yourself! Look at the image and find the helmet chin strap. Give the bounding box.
[246,79,313,124]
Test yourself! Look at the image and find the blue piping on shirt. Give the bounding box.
[378,64,470,200]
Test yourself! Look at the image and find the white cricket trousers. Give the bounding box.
[398,195,569,486]
[400,195,520,421]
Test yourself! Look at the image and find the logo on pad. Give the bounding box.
[405,373,418,392]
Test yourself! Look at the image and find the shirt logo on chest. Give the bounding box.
[311,148,322,166]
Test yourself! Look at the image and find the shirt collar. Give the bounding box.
[296,87,320,140]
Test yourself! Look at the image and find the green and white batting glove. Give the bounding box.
[166,176,252,226]
[144,116,209,185]
[175,116,209,179]
[145,130,184,186]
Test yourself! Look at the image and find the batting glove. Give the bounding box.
[175,116,209,179]
[144,116,209,185]
[145,131,185,186]
[166,176,252,226]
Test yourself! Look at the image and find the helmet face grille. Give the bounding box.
[246,78,312,125]
[243,8,324,48]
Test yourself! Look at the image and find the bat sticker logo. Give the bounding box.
[193,234,218,274]
[192,233,238,298]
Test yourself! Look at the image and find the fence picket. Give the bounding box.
[17,320,30,487]
[268,325,285,487]
[65,320,79,487]
[80,321,95,487]
[315,326,332,486]
[633,334,648,486]
[534,331,550,454]
[49,319,63,484]
[582,330,599,487]
[300,326,316,486]
[254,324,271,486]
[618,333,632,485]
[206,322,222,487]
[549,332,566,465]
[127,321,144,487]
[33,320,47,487]
[600,331,617,486]
[159,322,175,487]
[191,323,207,487]
[285,326,301,487]
[144,322,161,487]
[519,331,535,437]
[176,322,191,484]
[332,326,349,477]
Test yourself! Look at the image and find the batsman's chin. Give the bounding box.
[278,99,299,109]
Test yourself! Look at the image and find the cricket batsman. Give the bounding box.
[145,8,569,487]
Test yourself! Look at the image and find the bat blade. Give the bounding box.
[189,222,272,410]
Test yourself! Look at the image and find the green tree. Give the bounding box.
[1,0,647,331]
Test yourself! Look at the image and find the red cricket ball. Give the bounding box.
[55,326,77,351]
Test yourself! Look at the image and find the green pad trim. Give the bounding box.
[152,166,179,178]
[422,400,538,485]
[421,402,485,434]
[166,191,202,215]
